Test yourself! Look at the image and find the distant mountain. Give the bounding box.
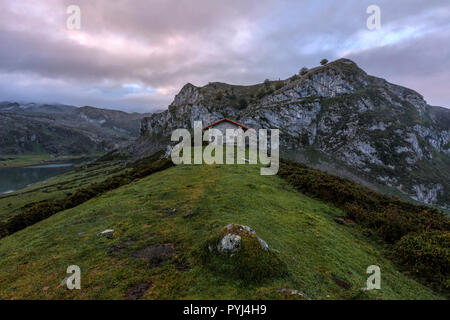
[73,106,150,137]
[0,102,151,156]
[135,58,450,209]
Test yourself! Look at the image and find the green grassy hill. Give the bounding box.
[0,160,127,224]
[0,161,444,299]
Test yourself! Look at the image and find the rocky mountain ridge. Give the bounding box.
[138,58,450,208]
[0,103,151,156]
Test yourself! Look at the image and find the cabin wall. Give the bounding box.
[206,122,241,145]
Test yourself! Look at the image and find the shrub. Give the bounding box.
[299,67,309,75]
[278,160,449,243]
[256,90,266,99]
[238,98,248,109]
[393,231,450,285]
[215,91,223,101]
[320,59,329,66]
[278,159,450,291]
[274,81,284,90]
[0,225,7,238]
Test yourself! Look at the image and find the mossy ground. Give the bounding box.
[0,162,444,299]
[196,225,288,283]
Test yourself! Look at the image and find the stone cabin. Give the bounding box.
[202,118,253,145]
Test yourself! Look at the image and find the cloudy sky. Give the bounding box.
[0,0,449,113]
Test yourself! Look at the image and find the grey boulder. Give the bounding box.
[217,234,242,253]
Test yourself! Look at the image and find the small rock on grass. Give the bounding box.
[258,237,269,251]
[279,288,311,300]
[59,277,69,288]
[223,224,269,251]
[217,234,242,253]
[98,229,114,237]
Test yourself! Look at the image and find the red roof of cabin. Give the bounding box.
[202,118,249,131]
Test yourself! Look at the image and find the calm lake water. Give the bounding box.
[0,163,74,194]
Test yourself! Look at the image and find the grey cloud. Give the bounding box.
[346,30,450,107]
[0,0,448,112]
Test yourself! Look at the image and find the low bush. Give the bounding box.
[299,67,309,76]
[256,90,266,99]
[278,159,450,291]
[278,160,449,243]
[393,231,449,286]
[238,98,248,109]
[274,82,284,90]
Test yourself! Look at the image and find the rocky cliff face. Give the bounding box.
[139,59,450,209]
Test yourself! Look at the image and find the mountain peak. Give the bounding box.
[140,58,450,208]
[331,58,359,67]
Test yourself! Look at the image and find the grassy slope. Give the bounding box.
[0,160,126,224]
[0,163,443,299]
[0,154,104,168]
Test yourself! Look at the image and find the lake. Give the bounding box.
[0,163,74,194]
